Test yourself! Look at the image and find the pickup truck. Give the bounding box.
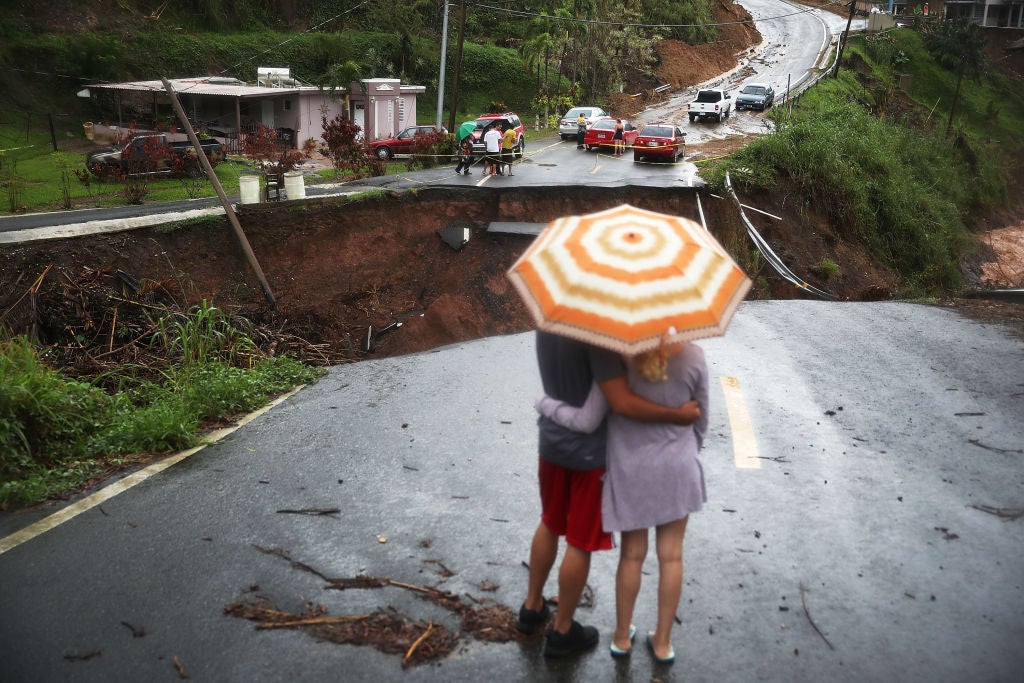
[87,134,225,177]
[687,89,732,123]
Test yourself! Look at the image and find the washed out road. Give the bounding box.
[1,301,1022,682]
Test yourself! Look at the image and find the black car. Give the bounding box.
[735,83,775,111]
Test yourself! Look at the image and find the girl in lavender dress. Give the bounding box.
[535,333,709,664]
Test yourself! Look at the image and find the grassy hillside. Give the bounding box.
[705,26,1023,295]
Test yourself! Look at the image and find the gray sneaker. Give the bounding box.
[543,620,599,657]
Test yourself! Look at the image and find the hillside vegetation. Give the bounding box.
[707,25,1024,294]
[1,0,720,122]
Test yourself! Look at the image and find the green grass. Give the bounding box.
[0,303,325,509]
[0,129,253,214]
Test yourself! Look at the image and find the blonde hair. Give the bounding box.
[634,328,680,382]
[634,348,668,382]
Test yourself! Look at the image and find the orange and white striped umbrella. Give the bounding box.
[507,204,751,355]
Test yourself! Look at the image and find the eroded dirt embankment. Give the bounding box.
[0,186,897,365]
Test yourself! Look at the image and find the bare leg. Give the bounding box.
[551,544,592,633]
[525,521,558,613]
[650,516,688,659]
[613,528,648,650]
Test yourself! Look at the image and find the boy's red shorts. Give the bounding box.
[538,458,613,552]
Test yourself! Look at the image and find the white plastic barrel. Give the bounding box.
[239,175,260,204]
[283,171,305,200]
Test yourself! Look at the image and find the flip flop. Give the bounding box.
[609,624,636,658]
[645,632,675,664]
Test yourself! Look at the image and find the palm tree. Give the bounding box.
[318,60,363,116]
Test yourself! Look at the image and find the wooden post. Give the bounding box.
[832,2,857,79]
[161,77,279,312]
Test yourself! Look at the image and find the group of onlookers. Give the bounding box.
[454,122,517,177]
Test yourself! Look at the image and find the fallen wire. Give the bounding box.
[970,504,1024,521]
[799,583,835,650]
[275,507,341,516]
[968,439,1023,454]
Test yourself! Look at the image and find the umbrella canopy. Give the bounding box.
[507,204,751,355]
[457,121,477,141]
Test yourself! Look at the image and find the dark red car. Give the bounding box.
[632,123,687,163]
[369,124,447,160]
[583,117,639,152]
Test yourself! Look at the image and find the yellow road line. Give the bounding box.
[0,386,303,556]
[719,376,761,469]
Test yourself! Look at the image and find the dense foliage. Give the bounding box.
[0,0,720,122]
[704,27,1021,294]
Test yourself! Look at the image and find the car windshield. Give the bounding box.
[695,91,722,103]
[641,126,672,137]
[565,109,591,119]
[591,120,616,130]
[741,86,766,95]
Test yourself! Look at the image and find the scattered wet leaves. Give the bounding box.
[64,650,102,661]
[232,546,526,664]
[226,596,457,666]
[120,620,148,638]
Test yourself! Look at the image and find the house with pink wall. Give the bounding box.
[82,72,426,151]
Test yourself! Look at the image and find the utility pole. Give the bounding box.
[436,1,449,127]
[446,0,467,134]
[161,77,279,312]
[832,1,857,79]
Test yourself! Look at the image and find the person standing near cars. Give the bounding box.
[454,131,474,175]
[576,112,587,149]
[613,118,625,156]
[483,123,503,176]
[501,123,517,176]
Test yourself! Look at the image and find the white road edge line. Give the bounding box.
[0,385,305,556]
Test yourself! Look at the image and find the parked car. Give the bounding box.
[687,88,732,123]
[558,106,608,139]
[735,83,775,111]
[583,117,639,151]
[469,112,525,158]
[369,124,447,160]
[632,123,687,163]
[86,133,225,177]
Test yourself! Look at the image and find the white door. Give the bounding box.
[353,104,365,141]
[261,100,275,127]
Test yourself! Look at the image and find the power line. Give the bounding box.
[470,0,851,29]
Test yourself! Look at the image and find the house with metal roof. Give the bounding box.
[81,70,426,152]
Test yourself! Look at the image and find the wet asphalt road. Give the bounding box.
[1,301,1022,682]
[3,4,1022,680]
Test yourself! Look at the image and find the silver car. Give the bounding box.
[558,106,608,140]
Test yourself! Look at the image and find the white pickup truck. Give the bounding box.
[688,89,732,123]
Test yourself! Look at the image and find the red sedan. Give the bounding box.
[632,123,687,163]
[583,117,639,152]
